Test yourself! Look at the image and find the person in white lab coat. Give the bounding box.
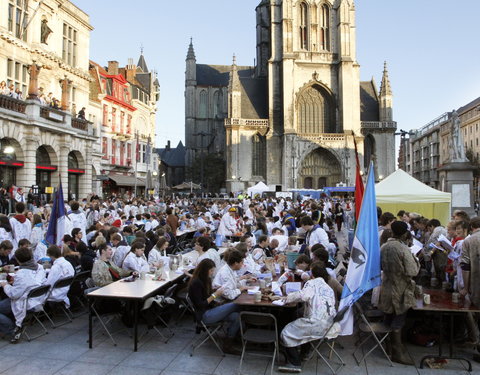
[67,201,87,244]
[213,249,249,300]
[9,202,31,250]
[278,263,339,372]
[45,245,75,308]
[122,241,149,273]
[215,208,237,246]
[0,247,46,343]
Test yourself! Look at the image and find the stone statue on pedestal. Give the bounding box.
[450,109,467,162]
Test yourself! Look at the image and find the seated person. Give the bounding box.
[122,241,149,273]
[294,254,312,281]
[252,235,270,262]
[0,247,45,343]
[311,245,336,278]
[235,242,260,275]
[45,245,75,307]
[111,233,130,267]
[77,241,97,272]
[92,243,132,287]
[279,263,340,372]
[270,228,289,252]
[148,237,168,267]
[188,259,240,354]
[0,240,14,267]
[213,249,249,300]
[195,236,221,270]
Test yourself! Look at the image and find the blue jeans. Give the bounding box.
[202,302,240,338]
[0,298,14,335]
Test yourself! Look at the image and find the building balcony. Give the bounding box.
[361,121,397,131]
[0,97,94,137]
[225,118,269,134]
[0,94,26,113]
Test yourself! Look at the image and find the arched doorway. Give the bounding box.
[36,146,58,195]
[299,147,342,189]
[0,138,24,189]
[68,151,85,200]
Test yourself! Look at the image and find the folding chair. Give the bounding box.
[46,276,75,328]
[186,294,224,357]
[175,277,195,324]
[86,287,123,346]
[352,302,393,366]
[307,306,349,374]
[144,283,177,343]
[68,271,91,315]
[239,312,279,375]
[21,285,54,341]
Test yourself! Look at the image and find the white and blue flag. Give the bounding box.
[339,162,381,335]
[46,181,66,246]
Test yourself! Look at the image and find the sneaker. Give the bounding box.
[10,326,22,344]
[278,363,302,373]
[164,297,176,305]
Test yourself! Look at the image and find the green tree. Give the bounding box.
[187,152,226,192]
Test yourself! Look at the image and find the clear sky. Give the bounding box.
[79,0,480,149]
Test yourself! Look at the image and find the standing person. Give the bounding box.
[216,207,237,246]
[0,214,14,244]
[9,203,31,250]
[333,202,344,231]
[188,259,240,354]
[29,214,44,257]
[68,202,87,244]
[379,221,420,365]
[166,208,179,234]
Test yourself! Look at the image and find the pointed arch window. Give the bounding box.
[213,90,223,118]
[252,134,266,178]
[297,86,335,134]
[320,4,330,51]
[299,2,309,50]
[199,90,207,118]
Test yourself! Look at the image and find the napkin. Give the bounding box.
[271,282,283,296]
[272,300,285,306]
[247,286,260,295]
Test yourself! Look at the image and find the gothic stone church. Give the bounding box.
[185,0,396,192]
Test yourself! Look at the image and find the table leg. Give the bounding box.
[88,298,93,349]
[419,312,473,372]
[134,300,139,352]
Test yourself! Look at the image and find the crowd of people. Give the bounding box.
[0,81,24,101]
[0,192,478,373]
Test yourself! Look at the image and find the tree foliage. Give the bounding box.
[187,152,226,192]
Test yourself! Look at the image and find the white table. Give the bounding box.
[87,270,185,351]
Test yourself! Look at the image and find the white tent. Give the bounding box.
[376,169,451,224]
[247,181,270,197]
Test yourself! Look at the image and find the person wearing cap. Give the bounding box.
[215,207,237,246]
[379,220,420,365]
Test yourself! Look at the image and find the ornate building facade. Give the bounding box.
[185,0,397,192]
[0,0,98,199]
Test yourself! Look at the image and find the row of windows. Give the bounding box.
[102,105,133,134]
[132,86,150,105]
[8,0,28,41]
[102,138,150,164]
[299,2,330,51]
[198,90,224,119]
[6,58,28,95]
[62,23,78,67]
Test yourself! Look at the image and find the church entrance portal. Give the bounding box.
[299,148,341,189]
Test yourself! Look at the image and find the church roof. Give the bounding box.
[196,64,252,86]
[137,54,149,73]
[457,96,480,116]
[156,141,186,167]
[360,80,380,121]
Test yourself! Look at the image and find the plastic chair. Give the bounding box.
[352,302,393,366]
[186,294,224,357]
[21,285,54,341]
[46,276,75,327]
[239,311,279,375]
[307,306,348,374]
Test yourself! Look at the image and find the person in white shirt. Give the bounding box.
[45,245,75,308]
[0,247,45,343]
[270,228,289,252]
[301,216,330,251]
[9,202,31,250]
[213,249,248,300]
[122,241,149,273]
[195,236,221,270]
[67,201,88,244]
[148,237,168,267]
[216,208,238,246]
[111,233,130,267]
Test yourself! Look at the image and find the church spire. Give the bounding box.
[379,61,392,96]
[186,37,196,60]
[228,53,241,118]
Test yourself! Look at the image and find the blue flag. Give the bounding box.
[339,161,381,335]
[46,181,66,246]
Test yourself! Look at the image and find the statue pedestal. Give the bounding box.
[438,162,476,217]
